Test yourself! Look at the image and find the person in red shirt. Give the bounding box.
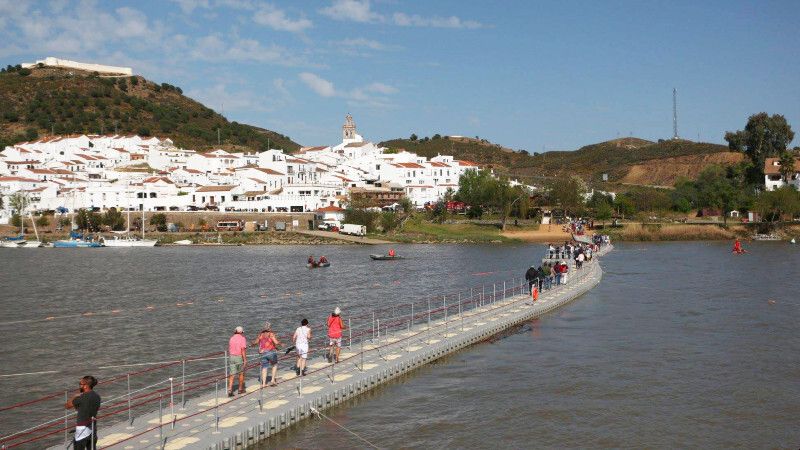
[227,326,247,396]
[327,307,347,363]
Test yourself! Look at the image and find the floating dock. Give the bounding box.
[29,246,611,450]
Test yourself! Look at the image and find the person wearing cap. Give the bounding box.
[227,326,247,397]
[327,307,347,363]
[252,322,281,388]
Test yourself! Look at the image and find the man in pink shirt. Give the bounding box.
[227,326,247,397]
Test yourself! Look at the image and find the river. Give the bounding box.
[0,242,798,447]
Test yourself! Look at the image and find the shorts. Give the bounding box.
[260,350,278,369]
[328,337,342,347]
[296,345,309,359]
[228,355,244,374]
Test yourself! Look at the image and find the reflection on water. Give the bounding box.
[1,242,799,447]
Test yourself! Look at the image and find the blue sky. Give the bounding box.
[1,0,798,150]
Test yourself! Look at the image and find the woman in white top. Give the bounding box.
[293,318,311,376]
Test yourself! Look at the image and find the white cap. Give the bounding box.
[235,326,243,333]
[334,307,341,315]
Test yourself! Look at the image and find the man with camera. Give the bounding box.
[65,375,101,450]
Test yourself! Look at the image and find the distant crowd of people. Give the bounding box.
[525,236,609,296]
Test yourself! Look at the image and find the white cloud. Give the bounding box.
[186,83,271,114]
[190,34,309,66]
[253,4,312,33]
[319,0,383,23]
[365,82,397,94]
[298,72,398,108]
[299,72,337,97]
[338,37,387,51]
[170,0,210,14]
[392,12,483,29]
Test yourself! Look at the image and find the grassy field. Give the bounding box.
[387,219,522,243]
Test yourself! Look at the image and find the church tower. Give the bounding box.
[342,114,356,140]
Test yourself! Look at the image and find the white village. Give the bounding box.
[0,114,482,225]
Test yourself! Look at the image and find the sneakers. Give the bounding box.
[227,391,234,398]
[301,368,307,377]
[295,367,301,376]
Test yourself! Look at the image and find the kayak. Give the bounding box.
[370,254,403,260]
[307,262,331,268]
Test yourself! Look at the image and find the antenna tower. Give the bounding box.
[672,88,678,139]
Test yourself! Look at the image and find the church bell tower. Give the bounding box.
[342,114,356,140]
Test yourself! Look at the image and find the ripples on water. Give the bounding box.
[1,242,799,447]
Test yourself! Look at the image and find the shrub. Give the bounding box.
[35,215,50,228]
[149,213,168,232]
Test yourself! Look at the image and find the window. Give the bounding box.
[376,164,380,170]
[221,196,226,202]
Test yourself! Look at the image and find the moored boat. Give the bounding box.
[100,234,158,247]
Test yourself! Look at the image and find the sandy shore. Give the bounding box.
[500,226,571,242]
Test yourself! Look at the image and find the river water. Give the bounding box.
[1,242,798,448]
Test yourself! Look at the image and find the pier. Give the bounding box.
[3,245,611,449]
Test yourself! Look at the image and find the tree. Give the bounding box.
[149,213,168,232]
[614,194,636,219]
[548,176,586,217]
[725,113,795,182]
[594,202,613,227]
[35,215,50,228]
[75,209,102,231]
[754,186,800,225]
[8,192,29,215]
[409,133,418,141]
[778,151,796,182]
[102,208,126,231]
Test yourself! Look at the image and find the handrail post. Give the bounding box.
[503,281,506,299]
[90,417,95,450]
[331,356,335,384]
[348,318,352,351]
[126,374,133,427]
[64,390,68,446]
[224,350,228,382]
[376,318,380,343]
[493,283,496,304]
[444,295,448,337]
[459,292,463,331]
[482,285,485,307]
[214,381,219,432]
[259,380,264,413]
[169,377,174,428]
[372,311,375,342]
[359,336,364,372]
[181,359,186,409]
[410,303,414,328]
[159,393,163,447]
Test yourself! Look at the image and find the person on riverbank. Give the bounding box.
[293,319,311,376]
[253,322,281,387]
[227,326,247,396]
[327,307,347,363]
[65,375,101,450]
[525,265,538,294]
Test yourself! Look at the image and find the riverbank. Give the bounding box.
[604,223,800,241]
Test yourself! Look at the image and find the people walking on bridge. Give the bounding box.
[65,375,101,450]
[576,251,585,269]
[253,322,281,388]
[327,307,347,363]
[525,265,538,294]
[293,318,311,376]
[542,262,552,289]
[228,326,247,397]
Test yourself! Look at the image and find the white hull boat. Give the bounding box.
[0,240,42,248]
[101,236,158,247]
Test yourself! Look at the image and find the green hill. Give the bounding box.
[380,135,738,186]
[0,64,300,152]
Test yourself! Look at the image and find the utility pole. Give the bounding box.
[673,88,678,140]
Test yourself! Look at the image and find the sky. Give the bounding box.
[1,0,798,150]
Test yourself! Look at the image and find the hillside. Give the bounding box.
[0,64,299,152]
[380,135,738,186]
[513,138,734,184]
[379,135,531,169]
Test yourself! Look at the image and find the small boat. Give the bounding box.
[100,234,158,247]
[790,238,796,244]
[370,254,403,260]
[173,239,193,246]
[53,231,104,248]
[0,236,42,248]
[307,262,331,268]
[752,233,781,241]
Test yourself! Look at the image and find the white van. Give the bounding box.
[340,223,367,236]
